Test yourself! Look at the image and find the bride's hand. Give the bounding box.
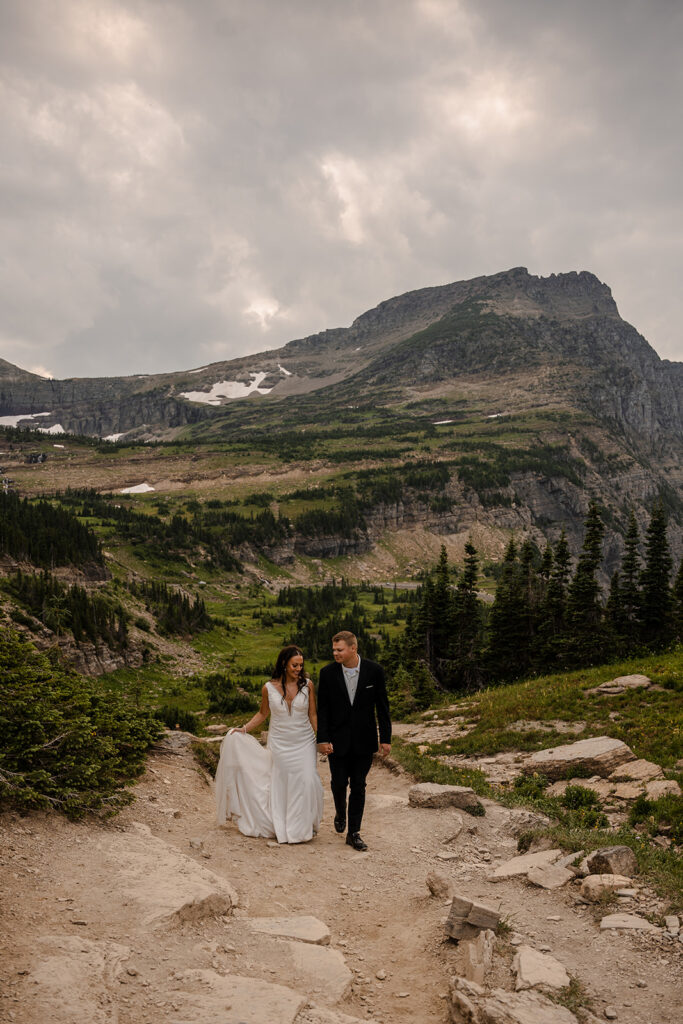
[229,726,247,735]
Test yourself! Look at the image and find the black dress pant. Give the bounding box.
[328,748,374,834]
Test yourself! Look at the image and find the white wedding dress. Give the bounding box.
[215,681,324,844]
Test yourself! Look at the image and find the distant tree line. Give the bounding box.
[276,579,383,660]
[127,579,212,636]
[0,492,103,568]
[4,569,128,649]
[384,502,682,694]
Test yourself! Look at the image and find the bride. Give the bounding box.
[215,645,324,844]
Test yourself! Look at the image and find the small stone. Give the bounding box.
[126,967,139,977]
[397,991,410,998]
[514,945,570,991]
[188,838,203,850]
[426,871,451,898]
[266,841,279,848]
[376,969,386,980]
[604,1008,618,1020]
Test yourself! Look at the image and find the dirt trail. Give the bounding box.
[1,733,680,1024]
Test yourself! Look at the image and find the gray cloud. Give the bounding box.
[0,0,681,378]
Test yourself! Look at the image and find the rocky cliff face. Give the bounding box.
[2,268,679,450]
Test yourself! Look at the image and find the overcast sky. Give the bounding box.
[1,0,682,379]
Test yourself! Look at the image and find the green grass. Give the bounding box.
[422,648,683,767]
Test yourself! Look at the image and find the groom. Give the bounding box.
[316,631,392,851]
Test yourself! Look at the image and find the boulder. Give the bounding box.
[523,736,635,781]
[526,864,573,890]
[248,915,330,945]
[580,874,633,900]
[608,758,664,783]
[513,945,571,991]
[599,913,659,932]
[449,976,579,1023]
[426,871,452,898]
[445,894,500,940]
[585,846,638,877]
[408,782,483,812]
[489,848,562,882]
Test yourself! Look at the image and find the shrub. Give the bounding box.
[154,705,203,734]
[629,793,683,845]
[203,672,259,714]
[561,784,602,809]
[0,627,161,819]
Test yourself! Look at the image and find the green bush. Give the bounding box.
[561,784,602,809]
[0,627,162,819]
[203,672,259,714]
[154,705,203,734]
[629,793,683,845]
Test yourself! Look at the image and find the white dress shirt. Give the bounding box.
[341,656,361,705]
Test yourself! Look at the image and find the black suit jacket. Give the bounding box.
[316,658,391,759]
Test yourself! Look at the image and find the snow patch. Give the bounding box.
[103,433,126,442]
[486,412,509,419]
[53,444,65,449]
[180,372,273,404]
[188,366,208,374]
[278,364,292,376]
[433,419,454,425]
[120,483,155,494]
[0,412,51,427]
[37,423,65,435]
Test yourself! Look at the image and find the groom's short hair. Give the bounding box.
[332,630,357,647]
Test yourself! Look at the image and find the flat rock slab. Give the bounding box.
[600,913,659,932]
[450,977,579,1024]
[24,936,129,1024]
[489,848,562,882]
[513,945,571,991]
[97,822,238,928]
[586,845,638,877]
[581,874,633,900]
[296,1008,379,1024]
[176,969,305,1023]
[285,940,352,1002]
[645,779,681,799]
[590,674,652,695]
[526,863,573,890]
[608,758,664,782]
[249,916,331,945]
[523,736,635,781]
[408,782,482,811]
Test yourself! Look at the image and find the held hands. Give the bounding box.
[317,742,333,755]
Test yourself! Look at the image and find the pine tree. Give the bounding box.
[566,503,606,664]
[639,503,673,648]
[619,510,642,643]
[451,540,484,690]
[673,557,683,643]
[486,539,529,681]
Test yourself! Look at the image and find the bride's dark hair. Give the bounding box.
[271,645,308,700]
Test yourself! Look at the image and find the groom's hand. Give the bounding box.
[379,743,391,757]
[317,742,333,755]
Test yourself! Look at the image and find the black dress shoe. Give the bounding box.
[334,815,346,834]
[346,832,368,851]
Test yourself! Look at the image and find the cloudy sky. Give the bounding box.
[1,0,682,379]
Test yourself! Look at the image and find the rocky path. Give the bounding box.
[0,732,681,1024]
